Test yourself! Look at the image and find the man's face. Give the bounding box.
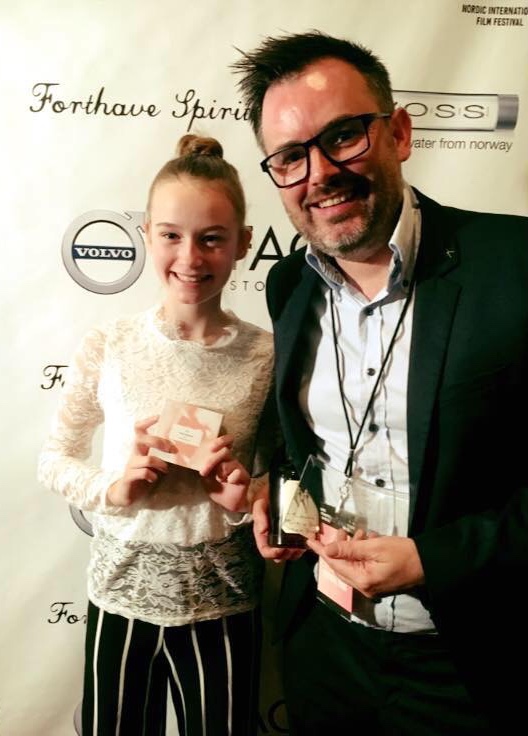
[260,57,412,260]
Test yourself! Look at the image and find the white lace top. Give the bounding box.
[38,306,275,626]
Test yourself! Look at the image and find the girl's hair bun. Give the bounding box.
[176,134,224,159]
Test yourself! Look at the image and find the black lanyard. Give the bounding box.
[329,275,416,478]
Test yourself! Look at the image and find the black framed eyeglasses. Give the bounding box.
[260,112,392,188]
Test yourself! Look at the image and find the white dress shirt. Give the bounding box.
[300,184,436,633]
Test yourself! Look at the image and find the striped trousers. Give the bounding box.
[82,601,262,736]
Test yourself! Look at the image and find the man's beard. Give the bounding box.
[311,204,377,259]
[287,170,401,260]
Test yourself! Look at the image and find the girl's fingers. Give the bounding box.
[136,434,175,456]
[133,416,177,456]
[126,454,169,477]
[199,446,232,477]
[128,467,159,484]
[134,415,160,432]
[209,434,235,452]
[226,467,243,484]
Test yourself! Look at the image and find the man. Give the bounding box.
[233,31,528,735]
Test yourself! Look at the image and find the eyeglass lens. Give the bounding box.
[267,117,371,186]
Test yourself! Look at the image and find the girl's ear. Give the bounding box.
[144,218,151,248]
[236,225,252,260]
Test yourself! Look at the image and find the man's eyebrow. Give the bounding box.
[270,115,359,152]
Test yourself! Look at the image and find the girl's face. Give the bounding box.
[145,176,249,311]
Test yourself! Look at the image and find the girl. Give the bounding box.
[38,134,275,736]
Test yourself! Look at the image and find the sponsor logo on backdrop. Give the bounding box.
[394,90,518,131]
[229,229,306,293]
[70,507,94,536]
[62,210,145,294]
[461,4,527,27]
[62,208,304,294]
[400,90,520,155]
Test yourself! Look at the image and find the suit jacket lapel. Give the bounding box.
[274,261,321,479]
[275,261,319,388]
[407,191,461,526]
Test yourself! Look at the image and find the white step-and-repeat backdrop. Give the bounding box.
[1,1,527,733]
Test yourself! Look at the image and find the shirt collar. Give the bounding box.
[305,182,420,297]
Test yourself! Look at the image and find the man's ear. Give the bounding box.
[236,225,252,260]
[391,106,413,163]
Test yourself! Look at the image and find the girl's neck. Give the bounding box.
[160,301,233,343]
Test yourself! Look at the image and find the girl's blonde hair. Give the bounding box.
[145,134,246,226]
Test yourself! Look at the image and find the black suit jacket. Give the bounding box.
[266,189,528,726]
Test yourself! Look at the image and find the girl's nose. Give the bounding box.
[178,238,203,267]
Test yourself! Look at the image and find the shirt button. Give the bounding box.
[364,306,374,316]
[367,368,376,376]
[369,423,379,433]
[375,478,385,487]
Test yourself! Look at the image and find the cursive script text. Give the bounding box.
[41,364,68,390]
[30,82,161,117]
[48,601,87,624]
[172,88,250,131]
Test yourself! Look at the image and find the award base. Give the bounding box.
[267,531,307,549]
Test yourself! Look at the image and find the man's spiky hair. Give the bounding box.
[232,30,394,146]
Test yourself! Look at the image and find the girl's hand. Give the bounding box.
[107,416,173,507]
[199,435,251,512]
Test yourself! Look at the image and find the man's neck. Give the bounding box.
[335,245,393,301]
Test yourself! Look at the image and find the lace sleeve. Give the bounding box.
[37,326,122,513]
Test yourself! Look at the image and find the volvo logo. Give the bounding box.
[62,210,146,294]
[70,506,93,536]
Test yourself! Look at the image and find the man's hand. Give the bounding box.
[307,533,425,598]
[252,483,306,562]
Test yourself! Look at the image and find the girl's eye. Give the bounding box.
[162,232,179,240]
[203,234,223,246]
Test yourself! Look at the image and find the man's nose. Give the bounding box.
[307,144,342,185]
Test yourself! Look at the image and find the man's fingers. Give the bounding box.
[250,488,306,561]
[307,538,352,559]
[252,496,270,535]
